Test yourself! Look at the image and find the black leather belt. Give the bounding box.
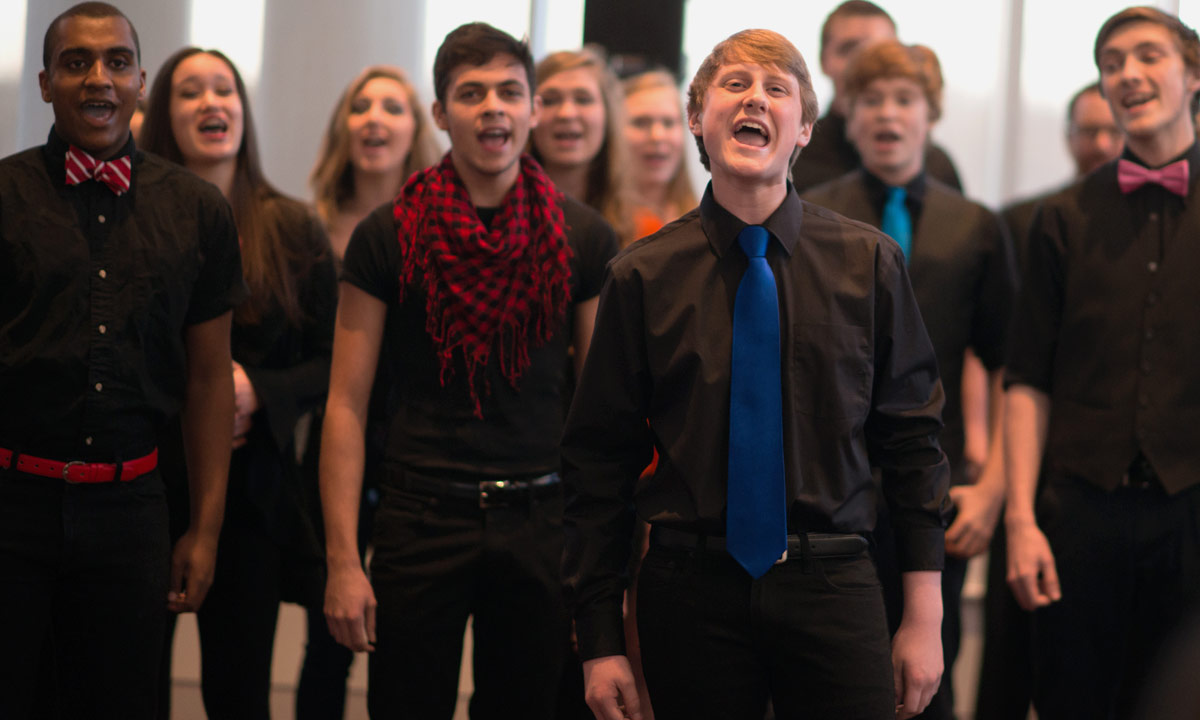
[394,468,561,509]
[650,526,868,561]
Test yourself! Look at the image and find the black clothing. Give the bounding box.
[792,111,963,194]
[562,183,951,662]
[343,194,618,718]
[803,169,1016,481]
[636,542,894,719]
[1006,144,1200,494]
[0,128,244,719]
[804,168,1015,720]
[342,199,616,480]
[0,129,245,461]
[1006,144,1200,719]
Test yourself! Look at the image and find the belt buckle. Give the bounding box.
[479,480,508,509]
[62,460,87,483]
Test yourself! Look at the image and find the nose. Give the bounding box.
[83,59,112,88]
[743,83,767,112]
[649,120,666,141]
[481,89,505,118]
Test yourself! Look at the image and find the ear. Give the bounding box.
[688,106,703,139]
[138,68,147,101]
[39,70,51,103]
[530,93,542,131]
[432,99,448,132]
[796,120,814,149]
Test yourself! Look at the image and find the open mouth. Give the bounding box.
[81,101,116,123]
[362,136,388,148]
[733,119,769,147]
[199,117,228,137]
[479,127,510,151]
[873,130,902,143]
[553,129,583,141]
[1123,92,1154,110]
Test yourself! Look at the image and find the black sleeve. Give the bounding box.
[1004,201,1066,393]
[243,210,338,452]
[969,209,1019,371]
[561,258,655,661]
[865,241,952,572]
[185,189,246,325]
[564,199,620,302]
[342,202,400,302]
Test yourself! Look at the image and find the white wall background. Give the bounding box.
[2,0,1189,210]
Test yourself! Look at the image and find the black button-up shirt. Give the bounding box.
[0,128,245,461]
[562,184,951,660]
[1006,143,1200,494]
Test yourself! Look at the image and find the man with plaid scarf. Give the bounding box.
[318,22,618,720]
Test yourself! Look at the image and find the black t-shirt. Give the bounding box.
[0,128,245,460]
[342,195,617,479]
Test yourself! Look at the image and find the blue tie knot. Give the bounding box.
[886,186,907,207]
[738,225,769,258]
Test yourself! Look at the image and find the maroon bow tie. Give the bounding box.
[65,145,132,196]
[1117,158,1189,196]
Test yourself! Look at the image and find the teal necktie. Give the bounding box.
[881,186,912,260]
[726,225,787,579]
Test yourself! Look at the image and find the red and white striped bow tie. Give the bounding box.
[65,145,132,196]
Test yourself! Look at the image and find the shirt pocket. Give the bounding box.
[793,322,871,419]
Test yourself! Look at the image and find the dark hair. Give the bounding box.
[432,22,534,105]
[44,1,141,71]
[1066,82,1102,124]
[820,0,895,59]
[141,47,317,327]
[1094,7,1200,115]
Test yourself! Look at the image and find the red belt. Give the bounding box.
[0,447,158,483]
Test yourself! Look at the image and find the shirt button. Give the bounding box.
[94,382,102,392]
[98,269,107,279]
[1148,261,1158,272]
[98,324,107,334]
[1149,212,1159,222]
[1145,327,1155,340]
[1147,292,1158,306]
[1139,393,1149,407]
[98,214,106,223]
[85,436,93,446]
[1141,360,1151,374]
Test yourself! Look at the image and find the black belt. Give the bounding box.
[394,468,561,509]
[650,526,868,561]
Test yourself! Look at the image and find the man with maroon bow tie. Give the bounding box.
[1003,6,1200,718]
[0,3,244,717]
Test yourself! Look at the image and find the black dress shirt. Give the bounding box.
[1006,143,1200,494]
[792,111,963,194]
[0,128,245,461]
[562,183,951,661]
[341,196,618,480]
[803,169,1017,482]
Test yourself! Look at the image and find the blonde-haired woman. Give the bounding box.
[623,70,696,241]
[531,49,633,243]
[311,65,441,259]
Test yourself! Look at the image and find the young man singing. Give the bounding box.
[319,22,617,719]
[563,28,950,720]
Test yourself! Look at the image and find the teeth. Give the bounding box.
[735,120,766,134]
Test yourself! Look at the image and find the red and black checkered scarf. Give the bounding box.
[394,152,573,416]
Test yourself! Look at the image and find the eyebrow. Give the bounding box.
[59,45,137,59]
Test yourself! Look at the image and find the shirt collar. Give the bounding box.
[861,167,928,214]
[43,125,138,190]
[699,181,804,259]
[1119,141,1200,195]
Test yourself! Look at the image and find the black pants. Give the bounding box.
[974,522,1033,720]
[636,542,894,719]
[0,468,170,720]
[1032,474,1200,720]
[366,480,569,719]
[874,502,965,720]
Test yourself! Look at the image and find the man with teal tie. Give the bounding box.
[562,28,951,720]
[802,39,1018,720]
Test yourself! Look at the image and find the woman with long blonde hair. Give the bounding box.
[311,65,441,259]
[623,70,696,240]
[531,49,633,243]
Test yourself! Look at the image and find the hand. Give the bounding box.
[944,481,1004,558]
[168,528,218,613]
[583,655,642,720]
[891,618,943,719]
[325,565,377,652]
[231,361,259,448]
[1005,519,1061,611]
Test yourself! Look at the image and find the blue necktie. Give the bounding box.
[726,225,787,579]
[881,186,912,260]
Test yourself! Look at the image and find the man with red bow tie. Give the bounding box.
[1003,6,1200,718]
[0,3,244,717]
